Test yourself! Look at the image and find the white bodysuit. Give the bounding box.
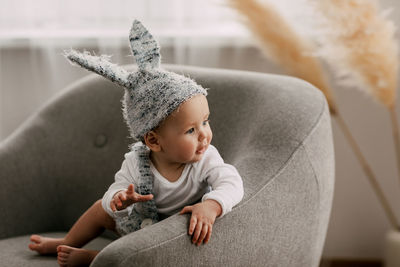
[102,144,244,219]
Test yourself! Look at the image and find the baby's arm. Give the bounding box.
[201,162,244,217]
[180,199,222,245]
[102,151,142,216]
[180,146,244,245]
[111,184,153,211]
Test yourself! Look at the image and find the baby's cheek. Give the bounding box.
[185,142,197,154]
[180,142,197,158]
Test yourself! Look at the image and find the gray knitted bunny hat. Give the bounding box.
[65,20,207,141]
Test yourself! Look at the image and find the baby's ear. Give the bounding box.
[64,49,131,88]
[143,131,161,152]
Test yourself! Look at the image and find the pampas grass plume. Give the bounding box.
[229,0,337,114]
[314,0,398,109]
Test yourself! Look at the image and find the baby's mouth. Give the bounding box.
[196,144,208,154]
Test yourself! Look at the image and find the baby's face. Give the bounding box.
[155,94,212,164]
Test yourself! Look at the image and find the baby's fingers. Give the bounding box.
[196,224,209,246]
[188,216,197,235]
[126,184,135,196]
[110,201,117,212]
[133,193,154,202]
[180,206,193,215]
[203,225,212,244]
[192,222,203,244]
[118,193,126,202]
[115,194,124,208]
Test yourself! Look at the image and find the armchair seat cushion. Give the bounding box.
[0,233,112,267]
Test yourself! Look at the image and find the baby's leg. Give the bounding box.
[29,199,115,255]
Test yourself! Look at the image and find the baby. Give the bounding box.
[28,20,243,267]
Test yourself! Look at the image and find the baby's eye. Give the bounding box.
[203,119,210,126]
[186,128,195,134]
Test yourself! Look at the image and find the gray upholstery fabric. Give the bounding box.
[0,233,112,267]
[0,65,334,267]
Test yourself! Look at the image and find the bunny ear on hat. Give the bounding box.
[64,20,160,87]
[129,20,161,70]
[64,49,131,88]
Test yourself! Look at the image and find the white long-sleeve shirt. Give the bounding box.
[102,144,243,218]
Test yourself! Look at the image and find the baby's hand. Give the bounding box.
[180,200,222,246]
[110,184,153,212]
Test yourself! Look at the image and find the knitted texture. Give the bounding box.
[65,19,207,141]
[114,143,159,236]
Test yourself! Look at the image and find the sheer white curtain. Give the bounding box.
[0,0,260,141]
[0,0,246,38]
[0,0,317,141]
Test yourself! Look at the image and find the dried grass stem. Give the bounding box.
[389,105,400,189]
[335,112,399,230]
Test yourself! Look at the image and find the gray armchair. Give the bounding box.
[0,65,334,267]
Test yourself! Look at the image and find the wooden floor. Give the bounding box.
[320,259,382,267]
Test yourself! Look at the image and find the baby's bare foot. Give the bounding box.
[57,245,99,267]
[29,235,64,255]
